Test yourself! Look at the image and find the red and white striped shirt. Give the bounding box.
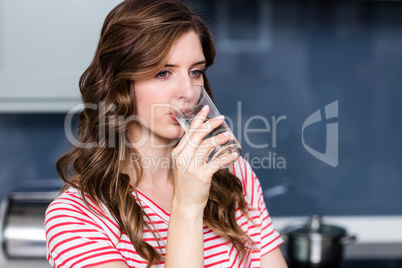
[45,157,283,268]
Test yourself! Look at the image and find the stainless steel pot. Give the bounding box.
[1,191,58,258]
[283,214,356,268]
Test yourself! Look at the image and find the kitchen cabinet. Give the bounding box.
[0,0,123,112]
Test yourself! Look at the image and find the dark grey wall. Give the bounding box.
[197,1,402,216]
[0,1,401,217]
[0,114,68,197]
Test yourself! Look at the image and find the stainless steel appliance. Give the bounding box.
[2,191,58,259]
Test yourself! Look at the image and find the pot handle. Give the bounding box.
[340,234,357,245]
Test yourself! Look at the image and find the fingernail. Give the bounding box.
[222,131,230,136]
[215,115,224,120]
[202,105,209,111]
[232,152,239,158]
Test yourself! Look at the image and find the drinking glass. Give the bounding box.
[170,85,241,168]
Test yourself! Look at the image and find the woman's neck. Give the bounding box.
[127,127,177,187]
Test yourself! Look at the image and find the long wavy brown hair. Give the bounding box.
[57,0,254,266]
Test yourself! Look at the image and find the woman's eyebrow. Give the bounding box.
[191,60,206,67]
[164,60,206,68]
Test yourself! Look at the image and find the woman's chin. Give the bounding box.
[158,126,184,141]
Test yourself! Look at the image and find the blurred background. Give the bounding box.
[0,0,401,267]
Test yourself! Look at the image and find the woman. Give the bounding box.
[45,0,287,267]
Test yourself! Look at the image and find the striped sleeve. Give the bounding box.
[45,188,125,268]
[232,157,283,256]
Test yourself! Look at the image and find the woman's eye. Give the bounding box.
[157,71,170,78]
[190,69,203,77]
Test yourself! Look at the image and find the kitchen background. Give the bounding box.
[0,0,401,267]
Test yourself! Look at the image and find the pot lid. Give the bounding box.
[286,214,346,238]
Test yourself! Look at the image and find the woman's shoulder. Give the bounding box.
[45,187,124,263]
[46,187,84,210]
[45,186,110,224]
[230,155,256,182]
[230,156,264,206]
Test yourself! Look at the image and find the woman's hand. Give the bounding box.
[171,105,236,213]
[165,105,236,268]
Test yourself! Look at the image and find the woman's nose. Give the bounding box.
[175,73,195,100]
[176,86,195,101]
[180,73,193,91]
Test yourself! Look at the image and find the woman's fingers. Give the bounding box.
[173,105,210,153]
[197,131,231,155]
[174,105,226,155]
[185,115,225,150]
[206,149,238,171]
[187,105,210,132]
[175,131,231,173]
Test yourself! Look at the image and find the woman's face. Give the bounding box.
[132,30,206,145]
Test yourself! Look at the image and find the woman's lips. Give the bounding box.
[170,108,193,122]
[180,108,193,116]
[169,113,178,122]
